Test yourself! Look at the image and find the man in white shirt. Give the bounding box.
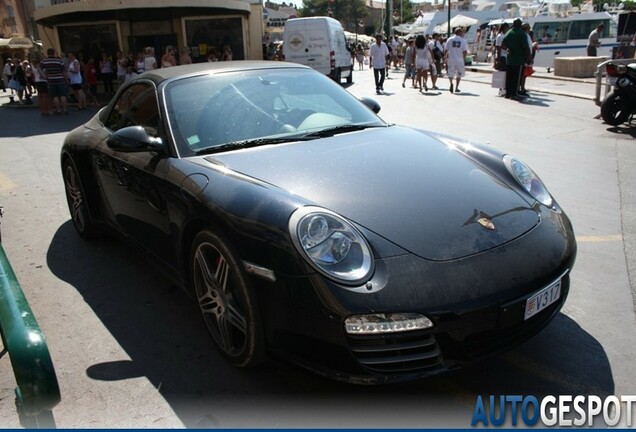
[444,27,468,94]
[369,34,390,94]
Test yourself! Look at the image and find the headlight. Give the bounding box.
[289,206,374,285]
[504,155,553,207]
[345,313,434,334]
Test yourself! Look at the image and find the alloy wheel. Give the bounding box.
[193,241,248,357]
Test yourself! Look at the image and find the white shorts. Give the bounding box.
[447,60,465,78]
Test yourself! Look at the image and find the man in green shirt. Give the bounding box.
[502,19,531,101]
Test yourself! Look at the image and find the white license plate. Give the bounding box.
[524,279,562,320]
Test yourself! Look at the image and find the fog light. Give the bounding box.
[344,313,433,335]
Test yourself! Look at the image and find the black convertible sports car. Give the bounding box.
[61,61,576,384]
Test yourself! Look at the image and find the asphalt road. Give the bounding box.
[0,68,634,428]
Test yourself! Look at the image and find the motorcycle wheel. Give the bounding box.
[601,91,632,126]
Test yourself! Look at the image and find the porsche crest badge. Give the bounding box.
[477,217,495,230]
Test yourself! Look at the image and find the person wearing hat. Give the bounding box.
[502,18,531,100]
[369,33,390,94]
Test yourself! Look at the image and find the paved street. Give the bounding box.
[0,66,635,428]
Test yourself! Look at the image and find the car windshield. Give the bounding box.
[163,68,386,156]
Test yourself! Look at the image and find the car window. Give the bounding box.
[164,68,385,156]
[105,83,160,135]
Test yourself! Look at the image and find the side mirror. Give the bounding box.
[107,126,164,153]
[359,97,381,114]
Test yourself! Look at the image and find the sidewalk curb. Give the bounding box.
[465,63,596,101]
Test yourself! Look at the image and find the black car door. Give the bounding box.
[94,82,177,269]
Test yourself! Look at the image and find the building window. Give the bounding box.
[184,17,244,62]
[5,5,17,33]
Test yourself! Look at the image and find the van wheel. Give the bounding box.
[347,66,353,84]
[334,68,341,84]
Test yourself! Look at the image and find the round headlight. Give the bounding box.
[289,206,374,285]
[504,155,553,207]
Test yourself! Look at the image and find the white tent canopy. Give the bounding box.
[433,14,479,34]
[344,31,375,45]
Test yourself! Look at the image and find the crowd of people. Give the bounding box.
[1,43,235,115]
[364,30,470,96]
[0,21,564,115]
[357,20,540,101]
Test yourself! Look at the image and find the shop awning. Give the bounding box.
[0,37,34,49]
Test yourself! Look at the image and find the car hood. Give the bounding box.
[204,126,539,261]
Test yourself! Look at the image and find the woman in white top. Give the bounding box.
[144,47,157,71]
[414,34,432,92]
[68,52,86,109]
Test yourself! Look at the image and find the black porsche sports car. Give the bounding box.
[61,61,576,384]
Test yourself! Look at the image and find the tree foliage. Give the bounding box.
[299,0,369,32]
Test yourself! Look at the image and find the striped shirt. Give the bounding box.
[40,56,66,84]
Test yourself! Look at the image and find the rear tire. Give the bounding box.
[191,229,266,367]
[346,66,353,84]
[601,91,632,126]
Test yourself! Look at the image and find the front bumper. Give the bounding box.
[259,203,576,384]
[268,270,570,384]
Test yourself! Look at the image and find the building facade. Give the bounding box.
[1,0,36,59]
[33,0,265,62]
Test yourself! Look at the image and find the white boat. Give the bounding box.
[530,11,618,70]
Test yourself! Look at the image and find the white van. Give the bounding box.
[283,16,353,85]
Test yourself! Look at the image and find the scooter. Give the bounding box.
[600,61,636,126]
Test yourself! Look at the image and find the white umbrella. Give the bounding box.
[433,14,479,34]
[450,14,479,27]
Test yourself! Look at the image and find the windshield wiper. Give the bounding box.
[300,124,384,138]
[194,124,386,155]
[195,137,312,155]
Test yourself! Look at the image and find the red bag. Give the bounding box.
[523,66,534,77]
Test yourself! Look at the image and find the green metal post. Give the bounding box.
[0,244,61,417]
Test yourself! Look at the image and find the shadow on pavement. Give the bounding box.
[0,102,101,138]
[46,220,615,427]
[607,123,636,137]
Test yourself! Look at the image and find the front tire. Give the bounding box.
[601,91,632,126]
[62,158,98,239]
[191,229,266,367]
